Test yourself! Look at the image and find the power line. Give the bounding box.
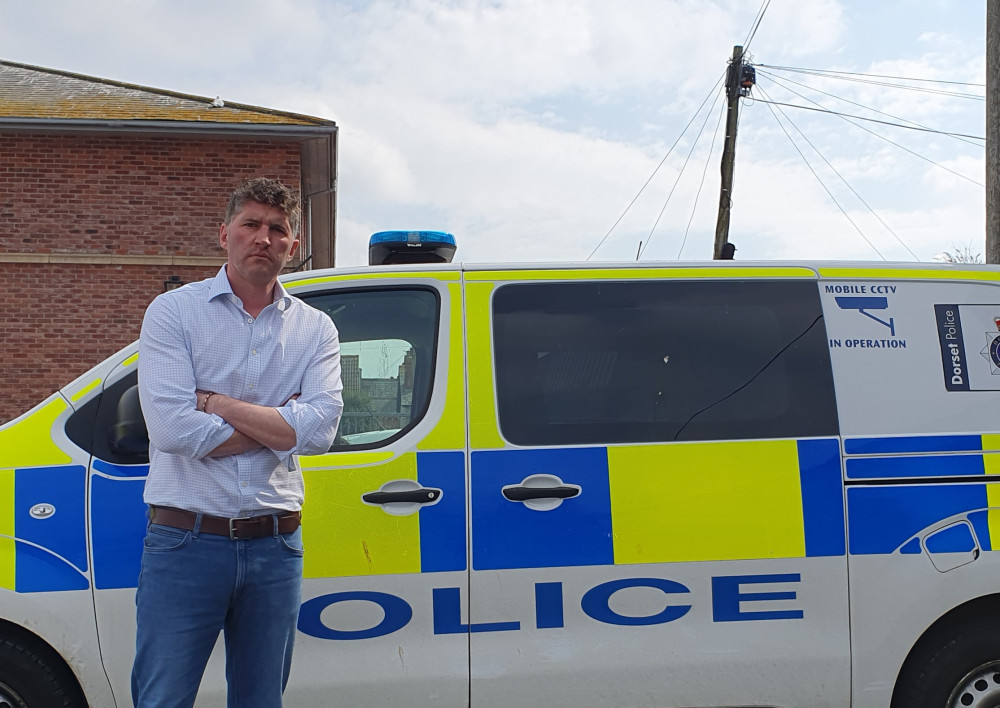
[757,65,984,101]
[639,84,726,259]
[677,98,728,260]
[755,84,888,260]
[756,85,919,260]
[587,72,725,261]
[750,81,985,188]
[756,64,985,88]
[751,98,985,141]
[742,0,771,52]
[759,71,986,185]
[757,68,984,148]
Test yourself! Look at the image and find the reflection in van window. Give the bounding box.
[493,280,838,445]
[303,288,439,449]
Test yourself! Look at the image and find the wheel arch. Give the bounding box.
[0,617,89,706]
[891,592,1000,707]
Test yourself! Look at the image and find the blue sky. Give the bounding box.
[0,0,988,266]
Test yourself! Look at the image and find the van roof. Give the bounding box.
[280,260,1000,285]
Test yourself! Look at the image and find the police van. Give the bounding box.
[2,248,1000,708]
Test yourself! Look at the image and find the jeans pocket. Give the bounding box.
[144,524,192,553]
[278,530,304,557]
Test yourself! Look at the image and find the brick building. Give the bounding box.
[0,61,338,423]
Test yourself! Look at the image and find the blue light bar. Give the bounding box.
[370,231,456,246]
[368,230,457,265]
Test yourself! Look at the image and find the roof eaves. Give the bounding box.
[0,59,336,127]
[0,117,338,137]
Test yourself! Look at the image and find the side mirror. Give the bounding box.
[110,385,149,462]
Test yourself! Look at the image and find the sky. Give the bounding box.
[0,0,989,266]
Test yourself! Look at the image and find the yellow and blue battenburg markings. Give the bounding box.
[302,451,466,578]
[0,465,90,592]
[0,398,90,593]
[845,434,1000,555]
[84,452,470,589]
[470,438,844,570]
[89,459,149,589]
[86,451,471,588]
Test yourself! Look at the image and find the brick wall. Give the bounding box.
[0,134,301,256]
[0,132,303,423]
[0,263,221,422]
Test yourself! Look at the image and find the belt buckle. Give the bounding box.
[229,516,253,540]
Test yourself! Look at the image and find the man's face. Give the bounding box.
[219,201,299,288]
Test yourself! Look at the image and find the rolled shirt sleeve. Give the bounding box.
[275,313,344,459]
[138,293,236,460]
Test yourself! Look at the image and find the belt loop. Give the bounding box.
[271,513,279,538]
[192,513,202,539]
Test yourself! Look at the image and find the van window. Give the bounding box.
[302,288,440,448]
[492,279,838,445]
[66,370,149,465]
[67,287,440,458]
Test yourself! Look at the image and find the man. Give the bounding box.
[133,178,343,707]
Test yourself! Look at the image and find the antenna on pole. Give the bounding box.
[713,45,754,259]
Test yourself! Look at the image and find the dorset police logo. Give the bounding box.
[991,336,1000,369]
[979,317,1000,373]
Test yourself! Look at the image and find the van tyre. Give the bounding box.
[0,635,85,708]
[892,619,1000,708]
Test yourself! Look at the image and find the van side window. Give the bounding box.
[66,370,150,465]
[492,280,838,445]
[302,287,440,449]
[68,288,439,459]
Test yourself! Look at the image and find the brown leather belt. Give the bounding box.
[150,506,301,540]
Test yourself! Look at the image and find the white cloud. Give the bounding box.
[743,0,845,58]
[330,82,665,264]
[1,0,987,267]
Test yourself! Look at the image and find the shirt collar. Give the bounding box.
[272,279,292,311]
[208,266,293,311]
[208,266,234,302]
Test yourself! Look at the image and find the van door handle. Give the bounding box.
[362,487,441,505]
[503,485,580,501]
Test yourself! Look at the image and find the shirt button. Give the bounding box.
[252,349,258,355]
[241,481,248,488]
[247,317,253,323]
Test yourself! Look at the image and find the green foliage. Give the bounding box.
[343,389,371,411]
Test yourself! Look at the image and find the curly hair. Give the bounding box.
[225,177,301,235]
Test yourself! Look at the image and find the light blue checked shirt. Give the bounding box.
[138,267,343,517]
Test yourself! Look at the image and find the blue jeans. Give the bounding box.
[131,519,304,708]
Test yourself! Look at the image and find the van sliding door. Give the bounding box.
[467,272,849,708]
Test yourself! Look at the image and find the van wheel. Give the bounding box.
[0,635,85,707]
[892,619,1000,708]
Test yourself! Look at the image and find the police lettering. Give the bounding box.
[942,309,959,341]
[949,342,964,385]
[297,574,803,641]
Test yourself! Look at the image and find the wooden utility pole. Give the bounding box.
[714,45,745,259]
[988,0,1000,263]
